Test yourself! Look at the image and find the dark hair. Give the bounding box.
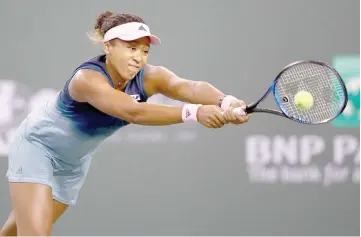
[89,11,145,43]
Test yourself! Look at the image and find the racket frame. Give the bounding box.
[244,60,349,124]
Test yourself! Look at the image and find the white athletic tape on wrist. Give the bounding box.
[182,104,201,122]
[221,95,238,111]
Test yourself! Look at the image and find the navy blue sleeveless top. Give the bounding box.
[55,55,148,137]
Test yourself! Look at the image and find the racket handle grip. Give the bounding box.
[221,107,246,116]
[233,107,246,116]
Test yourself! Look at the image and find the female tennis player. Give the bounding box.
[0,11,250,236]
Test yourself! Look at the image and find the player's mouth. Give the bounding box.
[129,65,140,71]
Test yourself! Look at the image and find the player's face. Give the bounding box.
[105,37,150,81]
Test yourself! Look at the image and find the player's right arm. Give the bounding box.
[68,69,225,127]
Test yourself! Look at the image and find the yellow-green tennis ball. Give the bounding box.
[294,91,314,110]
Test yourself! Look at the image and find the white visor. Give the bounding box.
[102,22,161,45]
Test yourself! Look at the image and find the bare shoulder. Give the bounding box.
[143,64,176,95]
[69,69,111,102]
[144,64,175,81]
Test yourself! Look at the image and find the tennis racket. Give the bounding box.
[231,60,348,124]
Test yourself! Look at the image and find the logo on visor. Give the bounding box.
[138,25,147,31]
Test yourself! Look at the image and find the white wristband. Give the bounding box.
[182,104,201,122]
[221,95,238,111]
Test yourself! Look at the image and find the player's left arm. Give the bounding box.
[144,64,250,124]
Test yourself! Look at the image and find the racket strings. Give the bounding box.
[275,63,346,123]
